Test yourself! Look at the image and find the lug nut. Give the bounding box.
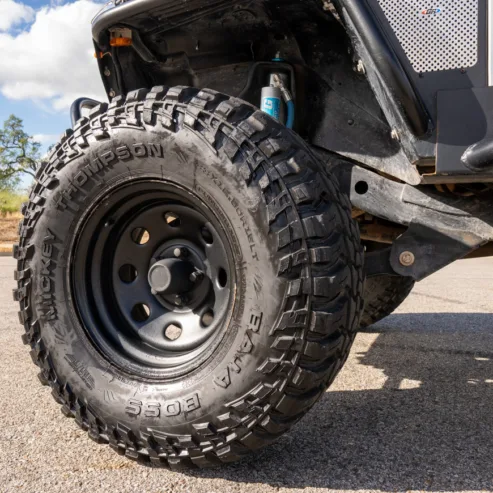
[174,295,189,306]
[190,270,204,283]
[399,251,415,267]
[174,247,189,258]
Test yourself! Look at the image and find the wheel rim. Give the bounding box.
[71,180,235,378]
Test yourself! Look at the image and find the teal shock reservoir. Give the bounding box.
[260,72,294,129]
[261,85,283,123]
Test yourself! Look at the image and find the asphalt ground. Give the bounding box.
[1,255,493,493]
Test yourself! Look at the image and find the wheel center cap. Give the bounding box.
[148,258,195,295]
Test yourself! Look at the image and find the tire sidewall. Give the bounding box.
[31,126,285,434]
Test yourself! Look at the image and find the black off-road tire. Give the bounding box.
[360,276,415,328]
[14,86,364,468]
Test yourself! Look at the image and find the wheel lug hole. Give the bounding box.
[165,212,181,228]
[119,264,137,283]
[131,303,150,322]
[217,268,228,288]
[201,226,213,245]
[131,227,150,245]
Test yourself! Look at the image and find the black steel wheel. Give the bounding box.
[73,181,235,378]
[15,87,363,468]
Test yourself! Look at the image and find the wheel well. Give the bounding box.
[92,1,385,143]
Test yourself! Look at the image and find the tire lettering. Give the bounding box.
[196,168,258,261]
[125,399,142,416]
[99,151,116,166]
[213,311,263,389]
[183,393,200,413]
[148,143,163,158]
[64,354,95,390]
[85,158,104,175]
[124,392,201,418]
[144,402,160,418]
[38,229,57,321]
[116,146,131,160]
[73,170,88,187]
[132,143,147,157]
[55,144,166,210]
[238,332,253,353]
[248,312,263,333]
[165,402,180,417]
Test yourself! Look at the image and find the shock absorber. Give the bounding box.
[260,71,295,129]
[261,73,286,124]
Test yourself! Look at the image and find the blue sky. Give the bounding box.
[0,0,107,185]
[0,92,71,142]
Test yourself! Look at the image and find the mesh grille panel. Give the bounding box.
[377,0,478,73]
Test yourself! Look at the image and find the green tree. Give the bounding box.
[0,115,42,189]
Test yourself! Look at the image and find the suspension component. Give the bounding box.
[261,75,285,123]
[260,70,295,128]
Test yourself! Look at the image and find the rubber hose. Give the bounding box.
[286,100,295,129]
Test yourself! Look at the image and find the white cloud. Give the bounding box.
[0,0,107,111]
[33,133,59,144]
[0,0,34,31]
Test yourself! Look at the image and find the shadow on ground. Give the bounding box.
[189,313,493,491]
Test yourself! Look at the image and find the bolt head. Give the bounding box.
[190,270,204,283]
[174,295,189,306]
[399,251,415,267]
[356,60,366,74]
